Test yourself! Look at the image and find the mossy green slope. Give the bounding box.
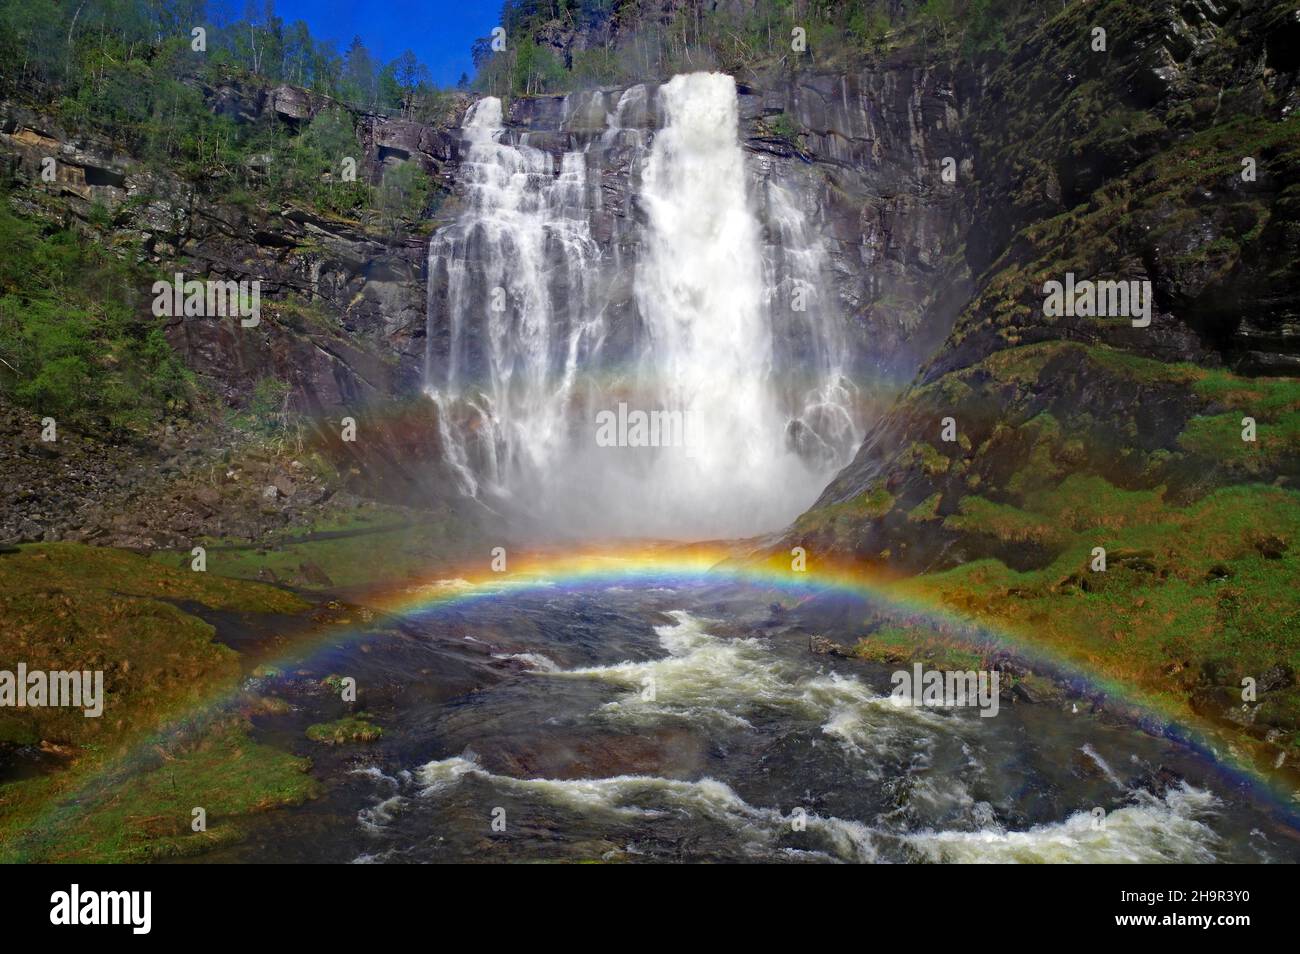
[0,544,318,862]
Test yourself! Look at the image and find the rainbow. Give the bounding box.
[22,541,1300,853]
[234,541,1300,812]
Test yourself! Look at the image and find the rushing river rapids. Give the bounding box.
[208,578,1300,864]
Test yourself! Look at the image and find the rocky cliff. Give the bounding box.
[0,76,474,546]
[776,0,1300,769]
[789,0,1300,569]
[1,82,455,407]
[4,1,1299,564]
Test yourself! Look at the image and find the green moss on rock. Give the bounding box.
[306,715,383,745]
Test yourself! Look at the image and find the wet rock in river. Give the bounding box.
[808,634,852,657]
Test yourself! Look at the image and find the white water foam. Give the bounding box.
[406,752,878,862]
[904,785,1222,863]
[358,751,1222,864]
[425,73,860,537]
[546,610,945,759]
[351,610,1228,863]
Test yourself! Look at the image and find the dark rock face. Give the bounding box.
[786,0,1300,569]
[152,202,430,412]
[744,59,974,386]
[0,110,131,206]
[946,0,1300,379]
[364,114,460,167]
[0,387,477,548]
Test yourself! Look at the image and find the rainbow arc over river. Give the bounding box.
[220,540,1299,817]
[23,540,1300,848]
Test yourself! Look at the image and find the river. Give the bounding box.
[208,575,1300,863]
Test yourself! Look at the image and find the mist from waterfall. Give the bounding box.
[426,72,860,539]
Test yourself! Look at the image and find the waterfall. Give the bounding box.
[424,96,599,498]
[426,72,860,539]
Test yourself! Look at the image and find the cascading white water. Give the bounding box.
[425,96,600,498]
[426,72,860,538]
[763,179,861,471]
[624,72,830,535]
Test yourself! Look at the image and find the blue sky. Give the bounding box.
[272,0,504,87]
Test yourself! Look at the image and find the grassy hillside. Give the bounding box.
[0,544,319,862]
